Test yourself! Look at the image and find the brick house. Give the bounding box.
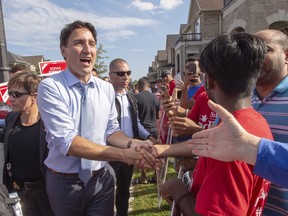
[149,0,288,79]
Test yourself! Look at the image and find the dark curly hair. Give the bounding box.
[200,33,267,98]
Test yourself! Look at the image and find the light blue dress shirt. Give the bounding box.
[115,91,150,139]
[38,69,120,173]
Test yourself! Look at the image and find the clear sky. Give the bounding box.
[2,0,189,80]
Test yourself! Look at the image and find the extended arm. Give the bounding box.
[188,100,259,165]
[188,100,288,188]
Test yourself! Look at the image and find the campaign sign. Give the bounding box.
[39,60,67,75]
[0,82,8,102]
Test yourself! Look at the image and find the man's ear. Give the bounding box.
[285,49,288,64]
[205,74,214,90]
[60,45,66,58]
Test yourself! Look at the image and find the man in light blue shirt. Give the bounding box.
[37,20,157,216]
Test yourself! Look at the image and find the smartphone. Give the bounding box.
[177,90,182,99]
[188,63,197,74]
[159,84,170,99]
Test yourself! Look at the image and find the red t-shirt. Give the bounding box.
[168,79,176,96]
[190,108,273,216]
[188,91,217,129]
[192,85,205,101]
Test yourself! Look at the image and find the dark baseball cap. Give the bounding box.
[160,69,171,77]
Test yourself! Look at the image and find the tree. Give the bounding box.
[94,43,108,76]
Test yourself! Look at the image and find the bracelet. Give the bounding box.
[147,134,153,139]
[175,192,191,208]
[127,140,133,148]
[185,109,189,117]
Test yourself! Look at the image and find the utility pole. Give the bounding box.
[0,0,9,82]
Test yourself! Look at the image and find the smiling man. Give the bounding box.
[37,20,157,216]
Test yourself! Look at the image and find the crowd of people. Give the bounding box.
[0,19,288,216]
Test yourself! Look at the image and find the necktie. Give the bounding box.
[78,83,93,184]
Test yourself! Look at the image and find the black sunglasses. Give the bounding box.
[111,71,131,77]
[8,91,30,98]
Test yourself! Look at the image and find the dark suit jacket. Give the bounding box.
[1,111,48,191]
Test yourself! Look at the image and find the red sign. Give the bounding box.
[39,60,67,75]
[0,82,8,102]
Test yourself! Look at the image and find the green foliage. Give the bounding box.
[94,43,108,76]
[129,160,177,216]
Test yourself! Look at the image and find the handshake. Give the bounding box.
[122,139,164,170]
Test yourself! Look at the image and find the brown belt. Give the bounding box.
[12,180,45,191]
[48,167,104,177]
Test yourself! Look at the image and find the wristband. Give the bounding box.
[175,192,191,208]
[127,140,133,148]
[147,134,152,139]
[185,109,189,117]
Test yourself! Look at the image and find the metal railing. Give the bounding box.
[175,33,202,45]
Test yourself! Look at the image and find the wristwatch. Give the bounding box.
[147,134,153,139]
[127,140,133,148]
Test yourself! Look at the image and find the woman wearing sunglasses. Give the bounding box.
[1,71,54,216]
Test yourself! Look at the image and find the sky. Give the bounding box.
[2,0,189,80]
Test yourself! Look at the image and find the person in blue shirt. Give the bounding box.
[251,29,288,215]
[189,100,288,188]
[37,20,158,216]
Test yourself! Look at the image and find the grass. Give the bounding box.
[129,159,177,216]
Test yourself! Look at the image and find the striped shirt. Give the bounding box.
[252,76,288,216]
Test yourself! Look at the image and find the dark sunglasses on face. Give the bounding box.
[8,91,30,98]
[111,71,131,77]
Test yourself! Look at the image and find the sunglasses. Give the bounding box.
[8,91,30,98]
[111,71,131,77]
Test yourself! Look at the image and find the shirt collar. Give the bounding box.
[116,89,128,97]
[63,68,96,88]
[273,75,288,94]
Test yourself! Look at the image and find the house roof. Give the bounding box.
[22,55,45,68]
[7,51,28,65]
[197,0,223,10]
[166,34,179,49]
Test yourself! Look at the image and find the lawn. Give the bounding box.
[129,159,177,216]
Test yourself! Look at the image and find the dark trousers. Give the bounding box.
[19,186,54,216]
[110,161,133,216]
[46,165,115,216]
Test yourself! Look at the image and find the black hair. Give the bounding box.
[137,77,149,88]
[200,33,267,98]
[185,57,199,64]
[60,20,97,47]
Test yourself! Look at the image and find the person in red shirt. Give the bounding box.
[154,32,272,215]
[160,69,175,96]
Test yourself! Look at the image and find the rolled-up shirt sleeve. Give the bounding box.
[254,138,288,187]
[38,77,78,156]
